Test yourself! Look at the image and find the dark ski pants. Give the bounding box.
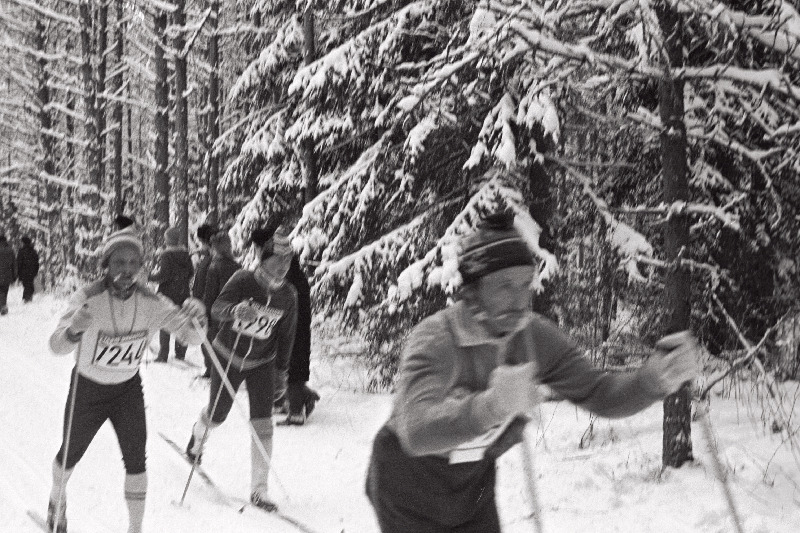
[207,358,275,423]
[55,370,147,474]
[0,283,8,309]
[366,426,501,533]
[21,278,34,302]
[158,330,187,360]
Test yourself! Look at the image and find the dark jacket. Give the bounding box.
[149,246,194,304]
[0,242,16,285]
[191,247,212,299]
[202,252,240,318]
[286,256,311,384]
[210,269,297,372]
[16,243,40,281]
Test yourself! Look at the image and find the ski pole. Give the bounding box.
[521,425,544,533]
[696,404,745,533]
[53,365,81,529]
[190,317,290,500]
[178,327,242,506]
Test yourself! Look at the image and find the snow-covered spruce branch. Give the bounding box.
[679,0,800,62]
[506,21,800,100]
[709,291,800,463]
[5,0,80,27]
[213,105,286,159]
[698,315,789,401]
[547,155,655,281]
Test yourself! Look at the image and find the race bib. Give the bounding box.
[92,330,148,371]
[231,305,284,340]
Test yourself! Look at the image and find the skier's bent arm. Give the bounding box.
[154,295,207,346]
[49,291,88,355]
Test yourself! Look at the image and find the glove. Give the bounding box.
[274,368,288,403]
[68,305,93,336]
[484,362,541,422]
[233,300,259,322]
[181,298,207,325]
[647,330,701,394]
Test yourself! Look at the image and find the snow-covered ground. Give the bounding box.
[1,285,799,532]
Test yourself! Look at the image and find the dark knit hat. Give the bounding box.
[197,223,216,244]
[21,235,32,246]
[458,210,533,285]
[100,227,144,267]
[251,224,292,260]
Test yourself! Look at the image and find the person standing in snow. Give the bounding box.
[0,234,17,315]
[186,224,297,512]
[47,223,207,533]
[17,235,40,303]
[192,223,217,376]
[149,226,194,362]
[274,255,320,425]
[199,231,240,378]
[365,210,701,533]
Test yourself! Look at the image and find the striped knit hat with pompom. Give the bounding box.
[100,226,144,267]
[458,210,533,285]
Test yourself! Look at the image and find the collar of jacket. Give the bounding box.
[447,300,533,347]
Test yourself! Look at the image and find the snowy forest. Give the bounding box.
[0,0,799,473]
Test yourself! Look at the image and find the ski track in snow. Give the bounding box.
[2,285,800,532]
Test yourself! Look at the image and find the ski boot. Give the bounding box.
[47,500,67,533]
[250,490,278,513]
[186,435,203,465]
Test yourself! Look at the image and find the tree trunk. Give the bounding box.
[173,0,189,244]
[95,2,108,193]
[153,10,170,248]
[206,0,220,226]
[111,0,124,215]
[657,4,693,469]
[35,19,56,288]
[301,6,318,206]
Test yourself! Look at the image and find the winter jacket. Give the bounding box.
[210,269,297,372]
[202,252,240,318]
[191,247,212,299]
[385,300,666,458]
[286,256,311,385]
[50,278,204,385]
[16,243,39,281]
[0,242,16,285]
[149,245,194,304]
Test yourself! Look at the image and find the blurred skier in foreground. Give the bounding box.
[366,210,700,533]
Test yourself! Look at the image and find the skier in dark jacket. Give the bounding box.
[365,210,701,533]
[149,226,194,361]
[17,235,40,303]
[0,234,16,315]
[275,255,320,424]
[199,232,241,377]
[186,224,297,513]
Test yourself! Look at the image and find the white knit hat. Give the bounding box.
[100,227,144,267]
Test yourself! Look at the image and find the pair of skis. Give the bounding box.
[159,432,318,533]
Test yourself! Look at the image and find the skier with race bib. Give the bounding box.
[186,224,297,513]
[46,223,207,533]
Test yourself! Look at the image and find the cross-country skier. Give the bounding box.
[46,223,207,533]
[186,224,297,512]
[365,210,701,533]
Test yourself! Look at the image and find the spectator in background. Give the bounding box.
[193,223,217,374]
[275,256,320,425]
[0,234,16,315]
[149,226,194,362]
[199,231,240,378]
[17,235,40,303]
